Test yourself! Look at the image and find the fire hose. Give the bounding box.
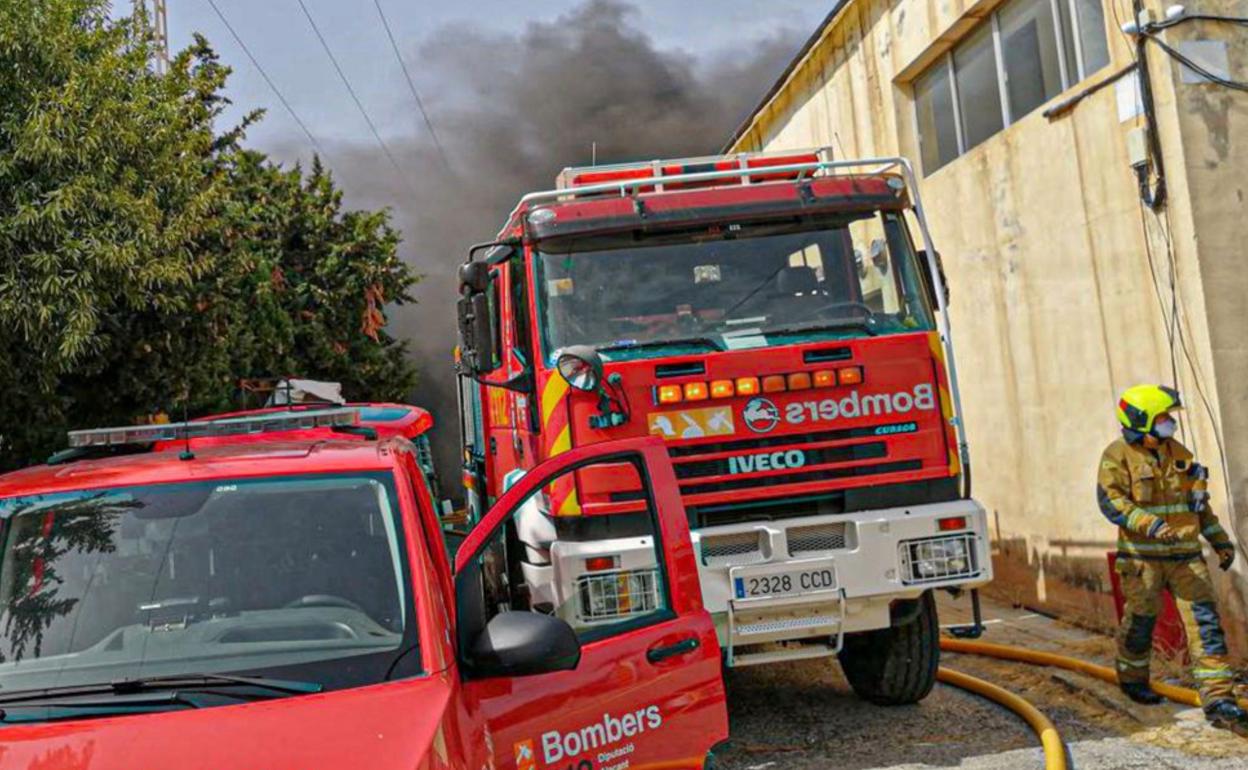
[941,637,1248,711]
[936,636,1248,770]
[936,666,1068,770]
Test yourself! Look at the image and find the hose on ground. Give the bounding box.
[936,666,1069,770]
[940,637,1248,711]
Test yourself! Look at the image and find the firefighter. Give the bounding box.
[1097,384,1246,730]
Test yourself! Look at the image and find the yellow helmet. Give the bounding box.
[1117,384,1181,433]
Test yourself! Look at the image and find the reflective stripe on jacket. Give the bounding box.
[1096,436,1232,561]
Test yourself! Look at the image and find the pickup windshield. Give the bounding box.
[536,211,935,359]
[0,473,417,701]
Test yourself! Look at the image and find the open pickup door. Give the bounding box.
[455,436,728,769]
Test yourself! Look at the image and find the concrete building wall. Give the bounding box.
[730,0,1248,645]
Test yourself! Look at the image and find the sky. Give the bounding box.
[145,1,826,164]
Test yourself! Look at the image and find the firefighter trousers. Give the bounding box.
[1115,556,1236,707]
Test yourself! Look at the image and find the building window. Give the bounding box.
[914,0,1110,174]
[914,63,959,172]
[954,24,1005,151]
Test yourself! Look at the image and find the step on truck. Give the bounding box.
[0,407,729,767]
[455,148,992,703]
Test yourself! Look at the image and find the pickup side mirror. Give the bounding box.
[917,249,951,311]
[468,611,581,677]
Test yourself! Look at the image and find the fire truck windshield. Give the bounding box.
[536,211,935,360]
[0,473,417,699]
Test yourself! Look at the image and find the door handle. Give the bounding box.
[646,636,700,664]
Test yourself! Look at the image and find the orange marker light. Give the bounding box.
[762,375,787,394]
[710,379,735,399]
[787,372,813,390]
[684,382,709,401]
[938,516,968,532]
[814,370,836,388]
[735,377,760,396]
[837,366,864,386]
[658,385,682,404]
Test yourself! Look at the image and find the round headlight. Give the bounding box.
[555,345,604,392]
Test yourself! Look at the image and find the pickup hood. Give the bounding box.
[0,675,455,770]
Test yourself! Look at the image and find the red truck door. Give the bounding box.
[456,436,728,770]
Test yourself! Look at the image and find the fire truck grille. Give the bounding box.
[576,569,661,622]
[667,421,918,458]
[674,441,887,480]
[700,531,765,566]
[680,460,923,496]
[786,523,849,555]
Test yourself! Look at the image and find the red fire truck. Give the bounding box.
[456,149,991,703]
[0,407,729,768]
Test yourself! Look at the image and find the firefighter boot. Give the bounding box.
[1205,700,1248,735]
[1120,682,1164,705]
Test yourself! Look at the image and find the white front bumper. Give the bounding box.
[693,498,992,655]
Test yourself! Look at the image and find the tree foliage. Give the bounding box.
[0,1,418,470]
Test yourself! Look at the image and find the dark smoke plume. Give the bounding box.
[286,1,803,489]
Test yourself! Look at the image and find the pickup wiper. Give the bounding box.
[760,319,879,338]
[598,336,723,353]
[0,673,322,706]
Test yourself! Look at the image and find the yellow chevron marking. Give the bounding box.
[541,375,570,427]
[558,491,582,516]
[550,425,571,456]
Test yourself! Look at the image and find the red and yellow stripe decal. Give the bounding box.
[929,332,961,477]
[540,373,581,516]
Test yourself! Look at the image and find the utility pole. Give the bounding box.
[134,0,169,75]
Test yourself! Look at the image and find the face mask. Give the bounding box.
[1154,417,1177,439]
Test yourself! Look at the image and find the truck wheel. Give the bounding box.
[837,590,938,705]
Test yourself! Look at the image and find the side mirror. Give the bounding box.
[469,611,582,677]
[917,249,951,310]
[554,345,604,393]
[457,291,497,374]
[459,260,492,294]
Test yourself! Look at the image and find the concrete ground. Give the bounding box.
[715,595,1248,769]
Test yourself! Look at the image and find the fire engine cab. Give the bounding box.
[456,149,992,703]
[0,407,728,768]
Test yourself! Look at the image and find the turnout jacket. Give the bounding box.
[1097,435,1233,561]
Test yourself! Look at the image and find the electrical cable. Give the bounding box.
[204,0,324,154]
[1152,13,1248,31]
[1143,32,1248,92]
[371,0,456,177]
[295,0,414,190]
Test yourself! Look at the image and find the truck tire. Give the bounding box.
[837,590,939,705]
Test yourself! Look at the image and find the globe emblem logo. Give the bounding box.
[743,397,780,433]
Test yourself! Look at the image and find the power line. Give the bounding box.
[296,0,412,189]
[205,0,324,154]
[372,0,455,176]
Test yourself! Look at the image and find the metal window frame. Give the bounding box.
[991,12,1013,126]
[1066,0,1088,81]
[1049,0,1072,89]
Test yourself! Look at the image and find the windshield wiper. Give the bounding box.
[598,336,723,353]
[0,673,322,706]
[760,319,879,337]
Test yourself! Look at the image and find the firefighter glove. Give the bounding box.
[1218,547,1236,572]
[1150,521,1182,543]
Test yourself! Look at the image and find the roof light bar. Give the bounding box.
[67,408,360,449]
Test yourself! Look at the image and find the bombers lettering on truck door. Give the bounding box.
[539,705,663,765]
[784,383,936,426]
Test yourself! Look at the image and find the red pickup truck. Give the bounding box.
[0,407,728,769]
